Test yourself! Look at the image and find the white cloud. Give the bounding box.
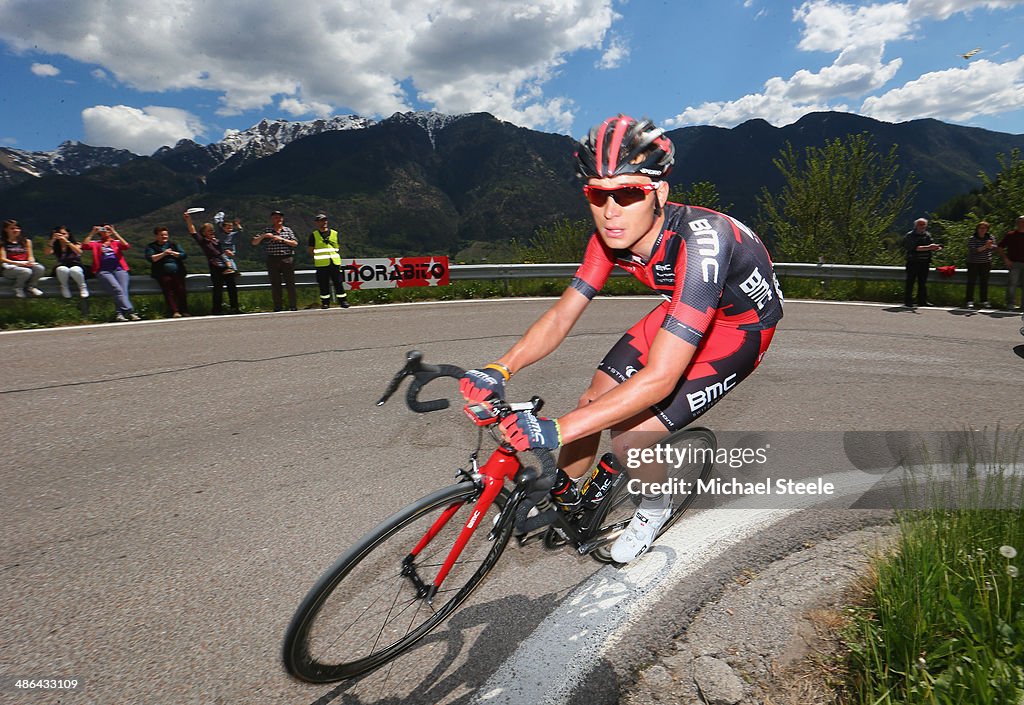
[30,62,60,77]
[597,35,629,69]
[0,0,618,134]
[669,93,844,129]
[666,0,1024,128]
[904,0,1021,21]
[795,0,911,53]
[862,56,1024,121]
[81,105,205,154]
[278,97,333,118]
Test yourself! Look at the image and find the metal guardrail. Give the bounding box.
[0,261,1011,299]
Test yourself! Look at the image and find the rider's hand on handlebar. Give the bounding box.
[499,411,562,451]
[459,365,508,402]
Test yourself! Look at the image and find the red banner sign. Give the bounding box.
[340,257,450,289]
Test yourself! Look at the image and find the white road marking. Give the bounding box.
[473,468,895,705]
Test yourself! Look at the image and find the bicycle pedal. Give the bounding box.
[514,529,549,547]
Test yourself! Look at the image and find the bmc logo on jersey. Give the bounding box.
[686,373,738,414]
[653,261,675,287]
[740,267,774,310]
[688,219,720,284]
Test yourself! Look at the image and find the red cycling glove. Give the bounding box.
[459,363,510,402]
[499,412,562,451]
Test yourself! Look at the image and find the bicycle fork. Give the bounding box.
[402,446,524,605]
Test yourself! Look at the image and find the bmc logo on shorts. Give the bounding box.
[686,373,738,413]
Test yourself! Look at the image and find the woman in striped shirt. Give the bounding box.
[965,221,995,308]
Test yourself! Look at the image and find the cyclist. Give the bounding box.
[460,114,783,563]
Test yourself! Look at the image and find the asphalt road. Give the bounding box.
[2,298,1022,705]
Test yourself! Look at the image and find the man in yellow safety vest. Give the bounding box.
[308,213,350,309]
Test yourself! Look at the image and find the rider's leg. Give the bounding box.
[607,411,675,563]
[557,368,619,480]
[610,410,674,490]
[604,324,778,562]
[546,369,619,511]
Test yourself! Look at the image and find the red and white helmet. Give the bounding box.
[574,114,675,180]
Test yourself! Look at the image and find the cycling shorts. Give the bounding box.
[597,300,775,431]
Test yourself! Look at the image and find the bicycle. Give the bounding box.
[282,350,716,684]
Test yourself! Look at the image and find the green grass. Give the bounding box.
[776,276,995,308]
[0,277,658,329]
[843,430,1024,705]
[0,271,1012,329]
[0,287,336,328]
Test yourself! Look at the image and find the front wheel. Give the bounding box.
[282,482,512,683]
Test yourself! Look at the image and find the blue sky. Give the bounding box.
[1,0,1022,155]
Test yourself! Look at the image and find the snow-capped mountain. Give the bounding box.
[152,114,377,177]
[0,141,136,189]
[0,112,471,191]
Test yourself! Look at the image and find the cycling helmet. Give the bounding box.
[574,114,675,180]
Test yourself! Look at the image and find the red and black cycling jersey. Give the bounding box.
[570,202,784,347]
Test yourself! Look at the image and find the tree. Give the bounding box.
[512,217,591,263]
[977,148,1024,232]
[669,181,732,212]
[757,134,917,263]
[930,149,1024,265]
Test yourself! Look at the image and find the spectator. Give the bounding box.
[145,226,190,318]
[997,215,1024,310]
[965,221,995,309]
[81,224,140,321]
[1,219,45,298]
[182,211,240,315]
[251,209,298,312]
[46,226,90,298]
[308,213,350,309]
[214,212,241,274]
[903,217,942,308]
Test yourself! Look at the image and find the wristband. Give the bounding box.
[483,362,512,381]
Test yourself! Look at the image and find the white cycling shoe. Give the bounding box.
[610,505,671,563]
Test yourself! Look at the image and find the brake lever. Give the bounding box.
[376,351,424,406]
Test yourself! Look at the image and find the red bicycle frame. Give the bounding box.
[407,444,521,596]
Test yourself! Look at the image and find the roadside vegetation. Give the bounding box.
[842,429,1024,704]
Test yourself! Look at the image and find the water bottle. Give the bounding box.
[550,468,582,512]
[580,452,622,509]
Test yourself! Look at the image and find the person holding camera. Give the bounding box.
[47,226,90,298]
[81,224,139,321]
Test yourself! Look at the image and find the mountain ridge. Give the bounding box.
[2,111,1023,260]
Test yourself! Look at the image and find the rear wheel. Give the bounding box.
[282,482,512,682]
[589,427,717,562]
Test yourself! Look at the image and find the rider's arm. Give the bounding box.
[557,330,696,443]
[496,287,591,375]
[494,233,613,375]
